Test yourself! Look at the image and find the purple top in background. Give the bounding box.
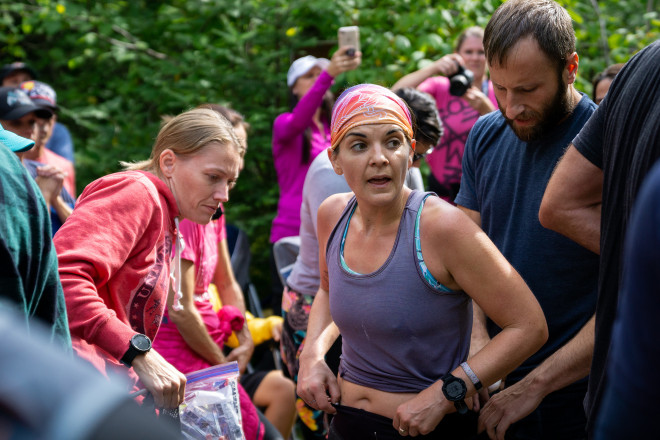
[270,70,334,243]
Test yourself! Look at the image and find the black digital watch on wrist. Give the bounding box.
[120,333,152,367]
[441,373,468,415]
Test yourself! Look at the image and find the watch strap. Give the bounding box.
[120,334,151,367]
[460,361,483,391]
[454,398,468,415]
[120,346,139,367]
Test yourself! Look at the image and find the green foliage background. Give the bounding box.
[1,0,658,302]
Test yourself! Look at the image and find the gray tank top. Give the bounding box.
[327,190,472,393]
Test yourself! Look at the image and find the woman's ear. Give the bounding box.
[328,147,343,175]
[408,139,416,167]
[159,149,176,178]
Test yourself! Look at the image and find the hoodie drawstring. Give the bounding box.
[171,217,185,311]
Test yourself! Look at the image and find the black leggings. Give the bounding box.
[328,404,482,440]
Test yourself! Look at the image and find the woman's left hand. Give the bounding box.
[462,86,495,116]
[227,326,254,374]
[392,384,455,436]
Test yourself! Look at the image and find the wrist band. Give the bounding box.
[460,361,483,391]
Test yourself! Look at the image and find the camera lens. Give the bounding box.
[449,67,475,97]
[346,48,356,57]
[449,76,470,96]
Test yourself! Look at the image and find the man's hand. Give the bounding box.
[131,349,187,409]
[297,353,340,414]
[478,376,545,440]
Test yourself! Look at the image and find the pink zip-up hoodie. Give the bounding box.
[54,170,178,390]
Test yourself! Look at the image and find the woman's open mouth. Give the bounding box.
[368,176,391,186]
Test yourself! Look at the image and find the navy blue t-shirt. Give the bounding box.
[455,94,599,382]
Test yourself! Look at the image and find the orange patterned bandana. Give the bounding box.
[330,84,413,150]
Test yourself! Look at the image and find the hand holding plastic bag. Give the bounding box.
[179,362,244,440]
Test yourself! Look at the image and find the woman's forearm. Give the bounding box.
[169,306,227,365]
[52,195,73,224]
[464,320,547,393]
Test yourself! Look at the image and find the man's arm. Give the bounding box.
[478,315,595,439]
[539,145,603,254]
[479,315,596,439]
[460,202,595,437]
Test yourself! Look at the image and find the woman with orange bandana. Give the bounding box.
[296,84,548,439]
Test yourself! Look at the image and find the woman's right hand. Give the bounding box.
[431,53,464,77]
[326,46,362,78]
[297,353,340,414]
[132,349,187,409]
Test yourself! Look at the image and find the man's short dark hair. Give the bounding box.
[394,88,443,147]
[484,0,575,75]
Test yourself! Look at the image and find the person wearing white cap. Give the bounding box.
[270,44,360,438]
[271,48,361,245]
[269,46,361,315]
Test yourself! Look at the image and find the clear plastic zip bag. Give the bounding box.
[179,361,245,440]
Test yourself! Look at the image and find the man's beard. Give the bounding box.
[502,76,573,142]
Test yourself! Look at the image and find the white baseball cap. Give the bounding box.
[287,55,330,87]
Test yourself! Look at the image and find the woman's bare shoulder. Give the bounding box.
[420,195,480,239]
[318,192,354,230]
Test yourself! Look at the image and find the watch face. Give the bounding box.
[444,377,467,399]
[447,381,462,396]
[132,334,152,351]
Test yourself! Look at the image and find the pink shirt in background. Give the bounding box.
[419,76,497,200]
[153,213,264,440]
[270,70,334,243]
[178,214,226,297]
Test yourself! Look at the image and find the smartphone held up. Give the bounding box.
[338,26,360,57]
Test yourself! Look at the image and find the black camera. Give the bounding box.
[449,64,475,97]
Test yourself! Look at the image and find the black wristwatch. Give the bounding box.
[120,333,152,367]
[441,373,468,415]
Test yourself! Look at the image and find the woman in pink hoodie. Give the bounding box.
[54,108,242,412]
